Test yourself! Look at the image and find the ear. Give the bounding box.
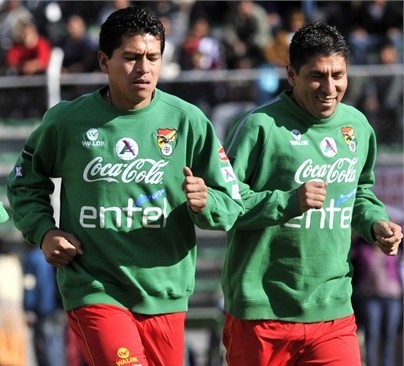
[98,51,109,73]
[286,64,296,87]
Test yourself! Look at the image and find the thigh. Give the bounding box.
[222,313,305,366]
[299,314,362,366]
[68,304,148,366]
[136,312,186,366]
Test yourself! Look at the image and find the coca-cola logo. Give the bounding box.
[83,157,168,184]
[294,158,358,184]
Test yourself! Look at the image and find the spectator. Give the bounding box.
[176,17,224,115]
[23,245,67,366]
[357,40,403,146]
[58,14,98,74]
[351,232,403,366]
[4,19,51,119]
[159,15,180,79]
[97,0,132,26]
[188,1,230,30]
[259,7,307,105]
[221,0,272,69]
[347,0,403,64]
[179,18,224,71]
[264,8,305,68]
[5,20,51,75]
[0,0,33,74]
[0,237,28,366]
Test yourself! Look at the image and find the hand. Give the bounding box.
[297,181,328,213]
[182,167,208,213]
[373,221,403,256]
[41,229,83,268]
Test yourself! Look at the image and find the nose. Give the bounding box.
[321,77,336,95]
[135,57,150,74]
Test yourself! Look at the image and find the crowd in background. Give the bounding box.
[0,1,402,366]
[0,0,403,144]
[1,0,402,72]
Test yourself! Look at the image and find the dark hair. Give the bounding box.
[99,6,165,58]
[289,22,349,72]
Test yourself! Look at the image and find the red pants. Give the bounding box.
[68,304,186,366]
[223,313,361,366]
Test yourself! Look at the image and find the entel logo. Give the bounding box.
[284,198,353,230]
[80,197,169,229]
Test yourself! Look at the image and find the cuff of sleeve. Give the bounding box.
[28,221,58,246]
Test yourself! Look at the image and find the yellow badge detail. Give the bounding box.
[117,348,131,359]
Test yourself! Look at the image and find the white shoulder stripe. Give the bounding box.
[226,95,281,154]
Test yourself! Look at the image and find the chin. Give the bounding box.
[318,109,336,119]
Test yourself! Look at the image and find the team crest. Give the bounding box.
[341,126,357,152]
[218,146,229,161]
[156,128,177,157]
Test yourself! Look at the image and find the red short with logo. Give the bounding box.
[67,304,186,366]
[223,313,361,366]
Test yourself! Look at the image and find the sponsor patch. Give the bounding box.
[135,189,166,207]
[221,166,236,182]
[82,128,105,148]
[15,166,23,178]
[320,137,337,157]
[336,188,357,206]
[289,129,309,146]
[116,347,141,365]
[116,138,139,160]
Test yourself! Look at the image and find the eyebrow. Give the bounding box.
[122,50,162,57]
[308,68,346,75]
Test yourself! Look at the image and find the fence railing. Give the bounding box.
[1,48,403,109]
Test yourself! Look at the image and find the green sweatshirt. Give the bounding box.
[222,91,389,322]
[7,88,243,314]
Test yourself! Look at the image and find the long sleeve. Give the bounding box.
[351,129,389,242]
[223,109,301,230]
[187,112,244,231]
[7,118,59,245]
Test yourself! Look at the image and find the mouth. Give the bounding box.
[132,79,150,86]
[317,96,336,106]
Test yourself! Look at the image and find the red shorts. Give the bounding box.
[68,304,186,366]
[223,313,361,366]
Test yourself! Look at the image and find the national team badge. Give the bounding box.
[156,128,177,157]
[218,146,229,161]
[341,126,357,152]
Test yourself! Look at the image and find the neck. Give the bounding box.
[105,88,112,106]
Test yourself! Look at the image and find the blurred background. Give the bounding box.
[0,1,402,365]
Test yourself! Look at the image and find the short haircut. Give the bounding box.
[99,6,165,58]
[289,22,350,72]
